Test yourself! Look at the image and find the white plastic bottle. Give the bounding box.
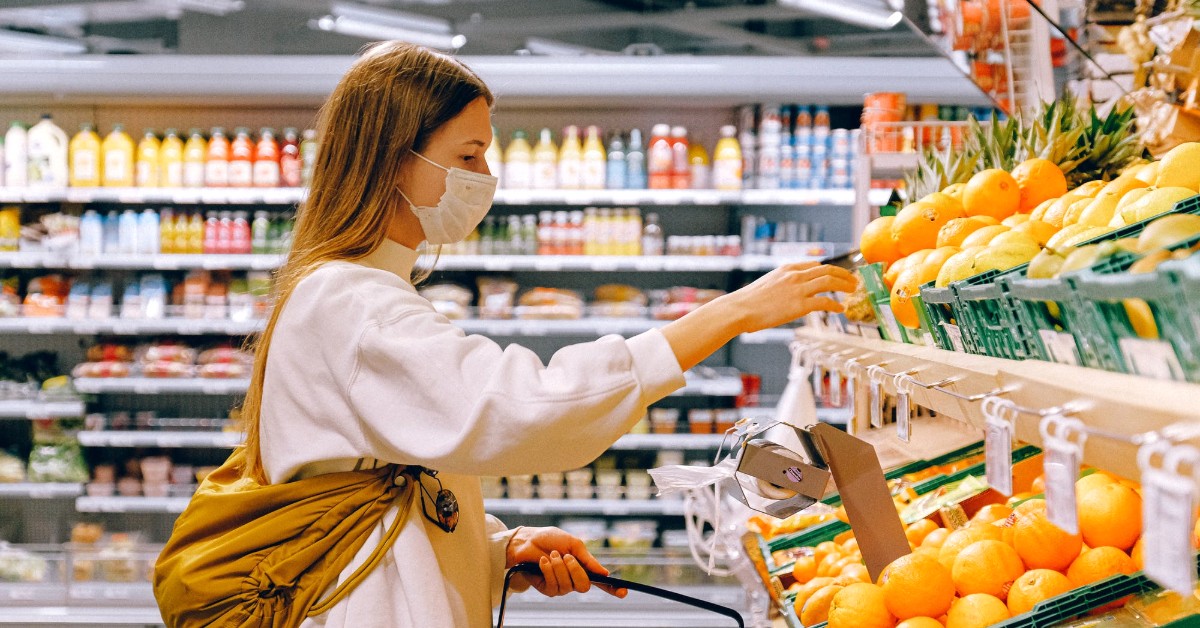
[27,115,69,188]
[118,209,139,254]
[5,122,28,188]
[138,209,160,255]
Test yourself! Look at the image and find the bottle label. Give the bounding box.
[532,161,556,189]
[505,162,531,189]
[164,162,183,187]
[105,151,129,185]
[73,151,97,184]
[713,160,742,190]
[648,144,673,175]
[280,156,302,187]
[581,161,605,189]
[558,161,581,188]
[184,162,205,188]
[136,161,156,187]
[228,161,252,187]
[253,161,280,187]
[205,161,229,186]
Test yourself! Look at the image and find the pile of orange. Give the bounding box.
[784,467,1159,628]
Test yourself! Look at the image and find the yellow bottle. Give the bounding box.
[136,129,161,187]
[557,125,582,190]
[580,125,606,190]
[531,128,558,190]
[187,211,204,254]
[68,124,102,188]
[160,209,175,254]
[712,124,743,191]
[159,128,184,188]
[688,143,710,190]
[173,211,189,254]
[183,129,207,188]
[101,124,135,188]
[503,130,532,189]
[484,125,503,186]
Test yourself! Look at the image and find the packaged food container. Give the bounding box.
[687,409,715,434]
[505,475,534,500]
[625,470,653,501]
[536,472,564,500]
[115,477,141,497]
[141,482,169,498]
[86,482,114,497]
[139,457,171,484]
[558,518,607,553]
[595,469,623,500]
[650,408,679,434]
[479,476,504,500]
[715,409,740,433]
[565,468,593,487]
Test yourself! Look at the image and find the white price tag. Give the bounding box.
[983,398,1015,496]
[26,321,55,335]
[602,504,632,516]
[944,323,966,352]
[829,368,842,407]
[1120,338,1186,381]
[152,256,181,270]
[202,257,230,270]
[1140,442,1200,596]
[877,304,904,343]
[869,376,883,429]
[1040,415,1085,534]
[133,382,159,395]
[27,487,54,499]
[846,372,859,435]
[65,189,93,203]
[896,390,910,442]
[156,435,183,448]
[517,503,544,516]
[502,192,532,205]
[859,325,882,339]
[591,259,620,272]
[482,259,513,271]
[532,258,564,271]
[1039,330,1081,365]
[116,190,145,204]
[72,323,100,335]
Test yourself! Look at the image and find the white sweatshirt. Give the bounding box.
[258,238,686,628]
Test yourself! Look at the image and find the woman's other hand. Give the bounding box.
[505,526,626,598]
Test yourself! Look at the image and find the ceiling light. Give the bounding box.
[330,2,452,34]
[175,0,247,16]
[310,15,466,50]
[778,0,905,30]
[0,28,86,54]
[523,37,614,57]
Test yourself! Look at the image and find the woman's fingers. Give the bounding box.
[802,296,845,314]
[537,556,560,595]
[563,554,592,594]
[545,552,573,596]
[596,582,629,598]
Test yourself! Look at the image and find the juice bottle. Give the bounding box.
[172,210,189,254]
[205,128,230,187]
[183,129,207,188]
[228,128,254,188]
[27,115,68,188]
[253,128,280,188]
[641,212,664,256]
[118,209,138,254]
[580,125,606,190]
[712,125,743,190]
[252,211,270,254]
[69,124,102,188]
[531,128,557,190]
[101,124,135,188]
[688,139,710,190]
[626,128,646,189]
[138,208,159,255]
[647,124,672,189]
[503,130,532,189]
[135,129,161,188]
[160,129,184,187]
[557,125,582,190]
[279,128,301,188]
[204,211,220,254]
[217,211,233,253]
[669,126,690,190]
[231,211,251,254]
[605,132,626,190]
[187,211,205,254]
[160,208,175,254]
[5,122,27,188]
[484,125,503,185]
[300,129,318,187]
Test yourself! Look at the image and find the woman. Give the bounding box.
[239,42,856,627]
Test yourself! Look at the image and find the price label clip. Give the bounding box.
[867,364,890,429]
[1040,413,1087,534]
[893,372,917,443]
[982,395,1017,497]
[1139,438,1200,596]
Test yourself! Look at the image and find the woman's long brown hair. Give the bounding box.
[239,42,493,482]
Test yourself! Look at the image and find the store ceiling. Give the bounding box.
[0,0,938,58]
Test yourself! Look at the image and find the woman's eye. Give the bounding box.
[461,155,475,162]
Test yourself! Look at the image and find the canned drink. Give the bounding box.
[830,174,852,189]
[831,128,851,157]
[794,126,812,147]
[830,158,851,177]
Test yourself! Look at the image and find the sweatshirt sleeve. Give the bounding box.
[485,514,516,607]
[343,283,686,478]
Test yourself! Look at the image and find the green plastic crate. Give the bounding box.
[954,263,1045,360]
[1003,272,1091,367]
[859,262,911,344]
[1071,234,1200,382]
[916,282,971,352]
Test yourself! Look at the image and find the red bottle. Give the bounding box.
[228,128,254,188]
[647,123,673,190]
[279,128,302,188]
[253,128,280,188]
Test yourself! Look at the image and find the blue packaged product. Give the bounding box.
[606,133,627,190]
[66,280,90,319]
[120,281,142,319]
[779,135,796,189]
[88,281,113,319]
[79,210,103,257]
[102,211,119,255]
[140,274,167,319]
[625,129,646,189]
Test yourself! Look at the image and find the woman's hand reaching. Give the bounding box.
[505,526,626,599]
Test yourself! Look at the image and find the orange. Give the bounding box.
[819,552,844,577]
[890,261,940,329]
[792,555,818,584]
[1012,158,1068,213]
[1075,472,1115,498]
[1013,498,1046,518]
[1078,483,1142,551]
[922,246,962,275]
[827,582,898,628]
[959,224,1010,248]
[880,552,955,619]
[842,537,861,554]
[1006,569,1074,616]
[951,540,1025,600]
[1131,538,1144,569]
[906,519,941,547]
[945,593,1010,628]
[1011,219,1059,247]
[1067,546,1137,587]
[841,563,872,583]
[801,583,844,626]
[921,527,951,549]
[793,576,838,614]
[971,504,1013,525]
[1013,510,1083,571]
[1030,474,1045,494]
[1002,213,1031,227]
[937,217,995,248]
[884,253,921,289]
[897,619,944,628]
[863,216,904,265]
[892,201,968,256]
[962,169,1020,220]
[938,525,1004,570]
[814,541,842,564]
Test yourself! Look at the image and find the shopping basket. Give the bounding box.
[495,561,746,627]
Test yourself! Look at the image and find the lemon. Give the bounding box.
[988,230,1040,250]
[1098,173,1148,199]
[1121,186,1196,224]
[1027,248,1066,279]
[1002,213,1031,227]
[1154,142,1200,191]
[1134,161,1161,185]
[973,242,1040,274]
[1073,180,1106,197]
[1061,197,1095,227]
[1136,214,1200,253]
[1075,194,1120,227]
[935,246,986,287]
[1046,224,1103,251]
[960,225,1010,248]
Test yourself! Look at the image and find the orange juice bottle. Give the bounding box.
[183,129,207,188]
[159,129,184,187]
[101,124,135,188]
[135,129,161,187]
[69,124,102,188]
[205,127,230,187]
[187,210,205,254]
[228,128,253,188]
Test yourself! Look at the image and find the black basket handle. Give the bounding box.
[496,562,745,628]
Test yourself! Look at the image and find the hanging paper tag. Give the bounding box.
[983,400,1014,496]
[869,374,883,429]
[1120,338,1186,381]
[877,304,904,342]
[812,362,824,399]
[896,390,910,442]
[944,323,966,352]
[829,367,842,407]
[1141,443,1200,596]
[846,371,858,436]
[1039,330,1080,366]
[1042,437,1082,534]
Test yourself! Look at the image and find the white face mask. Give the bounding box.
[397,150,497,245]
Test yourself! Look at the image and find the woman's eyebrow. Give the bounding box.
[462,139,487,147]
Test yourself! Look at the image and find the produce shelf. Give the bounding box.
[76,430,243,449]
[482,498,685,517]
[0,483,84,498]
[0,399,86,419]
[71,378,250,396]
[75,496,190,513]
